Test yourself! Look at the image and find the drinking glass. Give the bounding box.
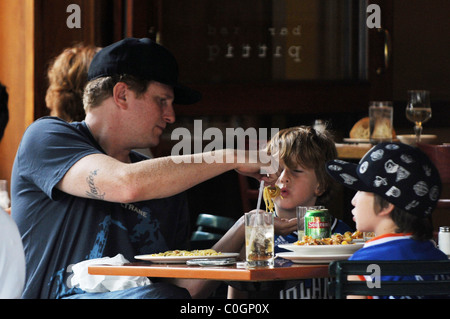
[369,101,393,144]
[296,206,325,240]
[405,90,431,143]
[245,211,274,267]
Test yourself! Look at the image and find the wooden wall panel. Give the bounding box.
[0,0,115,186]
[0,0,35,186]
[33,0,115,119]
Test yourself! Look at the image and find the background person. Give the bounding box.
[0,85,25,298]
[0,208,26,298]
[45,44,99,122]
[0,82,8,140]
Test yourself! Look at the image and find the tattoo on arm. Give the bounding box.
[86,169,105,200]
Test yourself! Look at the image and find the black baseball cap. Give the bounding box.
[326,142,442,217]
[87,38,201,105]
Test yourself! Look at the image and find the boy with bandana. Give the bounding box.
[326,142,448,299]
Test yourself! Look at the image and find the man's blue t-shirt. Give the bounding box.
[11,117,190,299]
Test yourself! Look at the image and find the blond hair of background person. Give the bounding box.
[45,44,99,122]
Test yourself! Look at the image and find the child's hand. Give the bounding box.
[274,216,297,236]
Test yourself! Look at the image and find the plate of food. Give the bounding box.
[276,252,352,264]
[278,232,364,255]
[135,249,239,264]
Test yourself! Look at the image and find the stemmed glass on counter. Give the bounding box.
[405,90,432,143]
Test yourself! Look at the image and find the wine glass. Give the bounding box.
[405,90,432,143]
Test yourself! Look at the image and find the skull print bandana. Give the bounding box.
[326,142,442,217]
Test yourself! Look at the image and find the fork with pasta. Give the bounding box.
[263,185,281,213]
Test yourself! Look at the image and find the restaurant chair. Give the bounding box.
[328,260,450,299]
[194,213,236,233]
[190,230,222,241]
[417,143,450,207]
[238,174,260,212]
[417,143,450,238]
[190,214,236,249]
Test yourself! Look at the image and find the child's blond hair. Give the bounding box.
[267,126,337,204]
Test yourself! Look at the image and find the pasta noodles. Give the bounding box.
[263,185,281,213]
[149,249,223,257]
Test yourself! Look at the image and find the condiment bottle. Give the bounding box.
[438,226,450,255]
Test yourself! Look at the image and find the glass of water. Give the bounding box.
[245,211,274,267]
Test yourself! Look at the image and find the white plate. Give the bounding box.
[278,243,364,255]
[276,252,352,264]
[397,134,437,145]
[134,252,239,264]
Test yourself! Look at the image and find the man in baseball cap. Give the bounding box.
[326,142,447,299]
[11,38,277,299]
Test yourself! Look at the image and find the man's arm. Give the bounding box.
[57,149,277,203]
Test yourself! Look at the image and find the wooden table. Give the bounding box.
[88,259,330,298]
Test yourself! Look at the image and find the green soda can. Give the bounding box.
[304,209,331,239]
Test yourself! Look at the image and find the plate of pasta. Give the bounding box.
[135,249,239,264]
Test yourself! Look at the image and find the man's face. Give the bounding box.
[125,81,175,148]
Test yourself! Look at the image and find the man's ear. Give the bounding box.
[113,82,129,109]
